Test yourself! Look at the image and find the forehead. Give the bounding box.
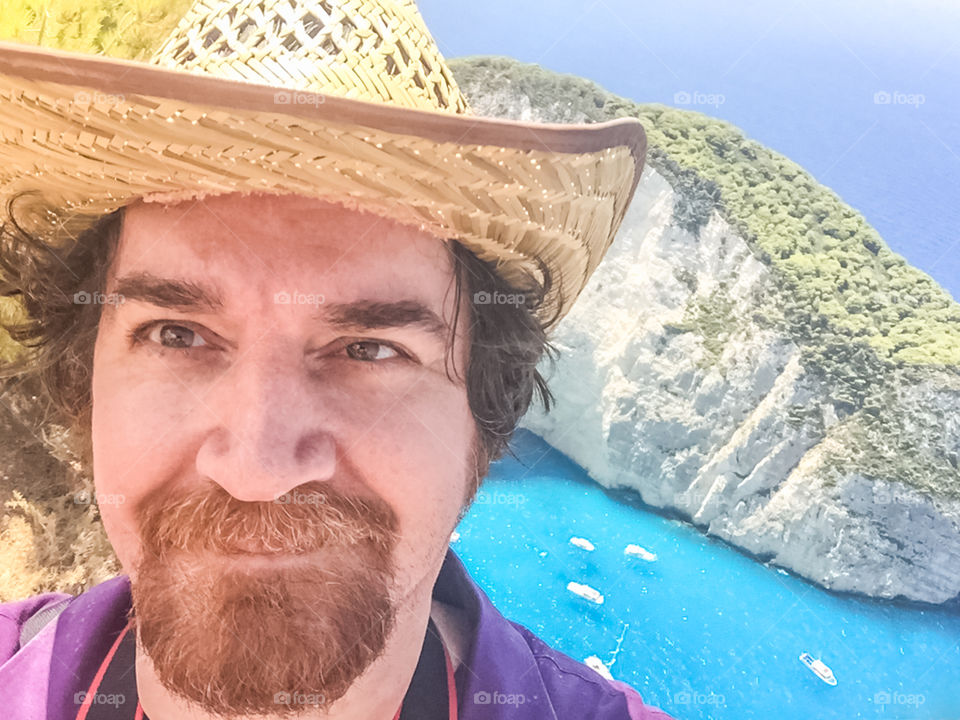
[111,192,456,305]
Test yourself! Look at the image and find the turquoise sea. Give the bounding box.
[455,430,960,720]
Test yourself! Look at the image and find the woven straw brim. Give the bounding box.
[0,42,646,324]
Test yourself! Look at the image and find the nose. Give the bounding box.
[195,342,337,502]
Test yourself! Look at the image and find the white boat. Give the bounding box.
[567,581,604,605]
[799,652,837,686]
[583,622,628,681]
[624,544,657,562]
[449,531,460,543]
[569,536,595,552]
[584,655,613,680]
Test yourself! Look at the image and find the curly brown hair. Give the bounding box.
[0,191,562,491]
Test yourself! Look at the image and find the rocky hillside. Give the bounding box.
[451,56,960,605]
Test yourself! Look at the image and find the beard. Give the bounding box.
[129,480,400,718]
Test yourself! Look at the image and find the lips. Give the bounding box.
[221,538,322,556]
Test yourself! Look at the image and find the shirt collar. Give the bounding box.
[436,548,558,720]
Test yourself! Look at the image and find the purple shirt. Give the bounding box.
[0,549,674,719]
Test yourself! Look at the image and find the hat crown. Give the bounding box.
[150,0,470,113]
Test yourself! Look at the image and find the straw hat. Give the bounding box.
[0,0,647,323]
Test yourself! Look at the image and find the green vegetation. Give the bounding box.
[668,283,739,370]
[821,368,960,499]
[643,115,960,365]
[0,0,192,59]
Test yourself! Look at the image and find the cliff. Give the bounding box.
[450,56,960,605]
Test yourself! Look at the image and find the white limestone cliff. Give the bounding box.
[518,167,960,605]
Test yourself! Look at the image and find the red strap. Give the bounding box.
[75,621,132,720]
[393,626,458,720]
[443,636,458,720]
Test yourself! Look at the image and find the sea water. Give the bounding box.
[454,429,960,719]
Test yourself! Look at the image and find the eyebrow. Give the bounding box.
[111,272,222,312]
[108,272,452,345]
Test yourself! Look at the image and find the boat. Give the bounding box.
[567,581,604,605]
[799,652,837,686]
[449,530,460,543]
[583,622,628,680]
[583,655,613,680]
[624,544,657,561]
[569,536,595,552]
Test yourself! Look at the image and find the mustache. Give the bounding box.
[136,481,399,558]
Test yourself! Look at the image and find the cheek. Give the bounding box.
[357,383,475,572]
[92,366,205,492]
[91,362,207,570]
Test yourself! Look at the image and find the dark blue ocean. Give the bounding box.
[421,0,960,301]
[455,430,960,719]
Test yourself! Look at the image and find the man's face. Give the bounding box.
[90,192,479,714]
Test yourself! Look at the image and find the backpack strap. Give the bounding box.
[18,598,72,649]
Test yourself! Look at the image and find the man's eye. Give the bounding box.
[129,325,407,363]
[343,341,404,362]
[134,322,208,350]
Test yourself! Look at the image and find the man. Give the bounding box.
[0,0,672,718]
